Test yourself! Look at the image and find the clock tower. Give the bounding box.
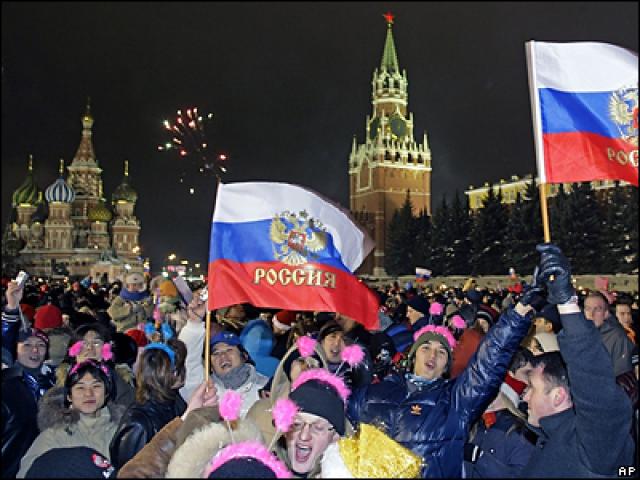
[349,13,432,276]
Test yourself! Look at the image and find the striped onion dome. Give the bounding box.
[112,160,138,203]
[88,200,113,222]
[45,159,76,203]
[11,155,42,207]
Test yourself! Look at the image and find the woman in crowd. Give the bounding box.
[109,338,187,470]
[16,359,125,477]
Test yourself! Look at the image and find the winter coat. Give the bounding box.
[109,392,187,470]
[1,366,41,478]
[16,385,125,477]
[116,406,222,478]
[450,327,484,379]
[598,315,635,377]
[166,416,263,477]
[240,319,280,378]
[348,306,533,478]
[107,294,154,332]
[384,316,430,355]
[210,364,269,419]
[177,319,205,403]
[56,360,135,409]
[463,409,535,478]
[521,307,634,477]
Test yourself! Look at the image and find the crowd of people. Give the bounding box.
[1,244,638,478]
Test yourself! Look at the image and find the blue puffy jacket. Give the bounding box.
[348,306,532,478]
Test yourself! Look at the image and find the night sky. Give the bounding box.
[2,2,638,272]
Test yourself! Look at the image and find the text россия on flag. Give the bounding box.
[207,182,379,330]
[526,41,638,186]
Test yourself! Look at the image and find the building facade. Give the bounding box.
[349,14,432,276]
[6,102,143,281]
[465,174,631,211]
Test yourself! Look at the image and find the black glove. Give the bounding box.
[535,243,575,304]
[464,442,484,463]
[519,266,548,311]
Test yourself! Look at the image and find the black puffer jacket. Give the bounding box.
[1,366,40,478]
[109,392,187,469]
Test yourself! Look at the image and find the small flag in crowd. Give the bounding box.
[415,267,432,282]
[207,182,379,330]
[526,41,638,186]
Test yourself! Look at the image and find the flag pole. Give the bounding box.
[538,183,551,242]
[526,40,552,244]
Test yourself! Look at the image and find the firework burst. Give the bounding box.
[158,107,228,188]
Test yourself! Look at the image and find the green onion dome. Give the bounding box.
[12,155,42,207]
[88,201,113,222]
[112,160,137,203]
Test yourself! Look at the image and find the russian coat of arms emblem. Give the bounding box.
[609,86,638,147]
[269,210,328,266]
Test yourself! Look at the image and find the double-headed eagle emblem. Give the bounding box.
[269,210,328,266]
[609,86,638,147]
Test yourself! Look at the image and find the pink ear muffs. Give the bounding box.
[68,340,113,361]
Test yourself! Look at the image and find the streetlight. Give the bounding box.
[168,253,176,261]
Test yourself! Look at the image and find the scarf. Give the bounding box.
[119,288,150,302]
[217,363,252,390]
[406,372,438,392]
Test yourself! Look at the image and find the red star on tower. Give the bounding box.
[383,11,394,25]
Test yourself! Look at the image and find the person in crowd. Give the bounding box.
[270,310,296,359]
[448,311,485,380]
[111,381,219,478]
[176,286,207,403]
[615,296,637,344]
[240,311,280,378]
[148,276,189,335]
[109,338,187,469]
[247,339,329,444]
[24,446,116,479]
[583,290,636,378]
[533,304,562,335]
[521,245,634,475]
[16,359,125,477]
[317,319,373,390]
[107,272,153,333]
[384,294,431,355]
[207,330,269,418]
[216,303,253,335]
[463,368,535,477]
[2,327,55,478]
[56,322,135,408]
[347,249,547,477]
[43,326,73,373]
[273,368,351,477]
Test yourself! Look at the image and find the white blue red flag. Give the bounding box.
[415,267,432,281]
[526,41,638,186]
[207,182,379,330]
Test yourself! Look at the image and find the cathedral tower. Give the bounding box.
[349,13,432,276]
[111,160,140,260]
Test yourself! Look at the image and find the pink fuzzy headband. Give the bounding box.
[412,325,457,351]
[202,441,292,478]
[291,368,351,404]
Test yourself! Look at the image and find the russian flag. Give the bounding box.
[415,267,432,282]
[207,182,379,330]
[526,41,638,186]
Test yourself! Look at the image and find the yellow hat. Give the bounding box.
[159,279,178,298]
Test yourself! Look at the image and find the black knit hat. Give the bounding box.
[289,373,347,435]
[317,319,344,343]
[406,295,430,316]
[25,447,114,478]
[208,457,277,478]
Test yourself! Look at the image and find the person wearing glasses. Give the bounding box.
[273,368,351,477]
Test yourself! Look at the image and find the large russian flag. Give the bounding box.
[526,41,638,186]
[207,182,379,330]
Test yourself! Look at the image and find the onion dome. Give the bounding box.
[45,159,76,203]
[11,155,42,207]
[88,200,113,222]
[112,160,138,203]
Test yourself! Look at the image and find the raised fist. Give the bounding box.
[535,243,575,304]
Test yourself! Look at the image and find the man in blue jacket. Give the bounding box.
[348,253,544,477]
[521,244,634,477]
